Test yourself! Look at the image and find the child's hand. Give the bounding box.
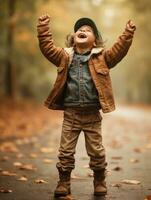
[38,14,50,25]
[126,20,136,31]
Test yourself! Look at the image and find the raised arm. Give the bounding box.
[104,20,136,69]
[37,14,67,67]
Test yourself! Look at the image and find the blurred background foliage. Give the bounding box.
[0,0,151,104]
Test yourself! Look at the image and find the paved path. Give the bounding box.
[0,105,151,200]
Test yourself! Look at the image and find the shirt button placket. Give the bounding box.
[79,60,83,105]
[80,62,85,104]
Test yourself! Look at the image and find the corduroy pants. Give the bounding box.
[56,108,107,172]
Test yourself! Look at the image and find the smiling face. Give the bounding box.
[74,25,96,51]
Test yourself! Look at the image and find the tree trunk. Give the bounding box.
[5,0,16,99]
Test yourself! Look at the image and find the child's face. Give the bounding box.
[74,25,96,49]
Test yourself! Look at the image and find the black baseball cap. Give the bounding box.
[74,17,100,39]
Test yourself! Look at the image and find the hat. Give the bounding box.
[74,17,100,39]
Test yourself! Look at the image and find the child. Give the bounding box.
[37,15,136,197]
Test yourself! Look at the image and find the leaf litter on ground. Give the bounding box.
[129,158,139,163]
[0,187,13,193]
[13,162,23,167]
[17,176,28,181]
[1,170,17,176]
[0,142,19,153]
[13,161,37,171]
[112,166,122,171]
[19,164,37,171]
[40,147,54,153]
[111,183,122,188]
[34,179,48,184]
[43,158,53,164]
[1,156,9,161]
[121,179,141,185]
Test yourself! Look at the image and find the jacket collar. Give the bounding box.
[64,47,104,66]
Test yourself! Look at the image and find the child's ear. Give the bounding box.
[93,41,97,47]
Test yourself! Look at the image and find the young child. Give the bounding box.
[37,15,136,197]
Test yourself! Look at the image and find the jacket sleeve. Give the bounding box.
[103,26,135,69]
[37,22,67,67]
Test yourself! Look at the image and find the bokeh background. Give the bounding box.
[0,1,151,199]
[0,0,151,104]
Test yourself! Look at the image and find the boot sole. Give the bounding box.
[54,189,71,197]
[94,191,107,196]
[54,193,68,197]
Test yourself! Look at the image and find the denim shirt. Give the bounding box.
[63,52,100,108]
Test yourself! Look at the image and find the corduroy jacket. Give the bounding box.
[37,22,135,113]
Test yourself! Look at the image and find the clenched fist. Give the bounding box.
[126,20,136,31]
[38,14,50,25]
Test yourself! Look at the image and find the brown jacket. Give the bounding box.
[37,22,135,113]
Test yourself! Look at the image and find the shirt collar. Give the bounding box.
[64,47,104,65]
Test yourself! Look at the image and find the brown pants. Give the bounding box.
[56,108,107,172]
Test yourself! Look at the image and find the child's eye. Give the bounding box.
[86,29,91,32]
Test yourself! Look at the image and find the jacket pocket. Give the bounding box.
[94,65,109,75]
[57,66,64,73]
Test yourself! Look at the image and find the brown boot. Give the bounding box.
[93,169,107,196]
[54,170,71,197]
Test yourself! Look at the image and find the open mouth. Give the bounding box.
[78,33,87,39]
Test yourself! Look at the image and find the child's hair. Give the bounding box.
[65,33,105,48]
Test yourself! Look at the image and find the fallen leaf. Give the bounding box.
[0,142,19,153]
[121,179,141,185]
[1,156,9,161]
[16,153,24,158]
[130,158,139,163]
[111,183,122,188]
[133,147,142,153]
[13,162,23,167]
[112,166,122,171]
[43,159,53,164]
[34,179,48,184]
[17,176,28,181]
[0,188,13,193]
[40,147,54,153]
[19,164,37,171]
[1,170,17,176]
